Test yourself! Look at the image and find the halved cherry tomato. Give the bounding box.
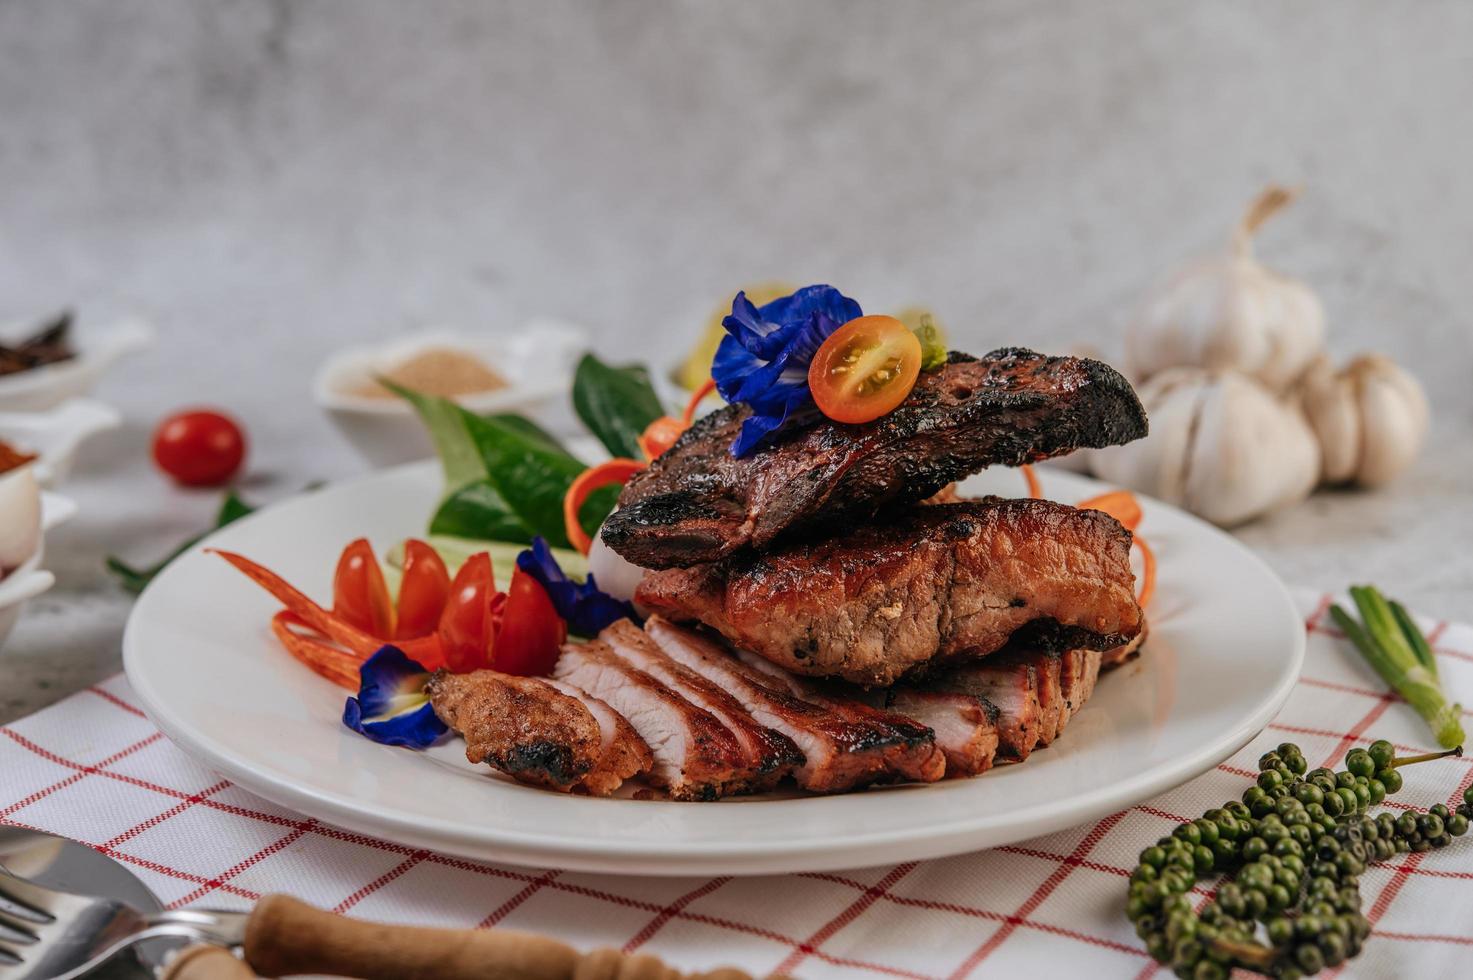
[808,315,923,424]
[396,539,451,640]
[493,568,567,676]
[437,553,499,673]
[333,538,396,637]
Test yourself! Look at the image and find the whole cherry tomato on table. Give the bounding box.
[152,409,247,486]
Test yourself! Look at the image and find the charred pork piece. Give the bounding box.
[885,688,999,778]
[553,639,757,800]
[597,619,803,790]
[725,644,946,784]
[427,671,651,795]
[643,616,942,791]
[602,348,1147,569]
[638,498,1143,686]
[1101,630,1147,671]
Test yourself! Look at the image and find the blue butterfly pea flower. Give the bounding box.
[342,646,448,749]
[516,536,636,637]
[714,285,861,457]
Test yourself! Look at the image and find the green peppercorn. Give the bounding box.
[1368,740,1395,770]
[1345,749,1375,779]
[1420,813,1446,838]
[1430,802,1451,821]
[1379,768,1403,794]
[1319,930,1348,966]
[1336,787,1361,815]
[1448,813,1469,837]
[1366,779,1387,805]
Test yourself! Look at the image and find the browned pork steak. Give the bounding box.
[427,671,652,795]
[644,617,943,791]
[637,499,1143,686]
[602,348,1147,569]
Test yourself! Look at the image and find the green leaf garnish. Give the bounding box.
[105,491,256,594]
[572,354,664,459]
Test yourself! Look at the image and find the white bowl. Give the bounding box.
[313,322,588,468]
[0,316,154,412]
[0,399,122,486]
[0,550,56,654]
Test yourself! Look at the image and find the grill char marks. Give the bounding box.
[552,639,755,800]
[643,616,942,791]
[637,498,1143,686]
[602,348,1148,569]
[427,671,651,795]
[885,688,1000,778]
[598,619,803,790]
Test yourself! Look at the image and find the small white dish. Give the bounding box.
[313,322,588,468]
[124,463,1305,876]
[0,316,154,412]
[0,399,122,486]
[0,490,74,654]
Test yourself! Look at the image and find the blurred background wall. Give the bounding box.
[4,1,1471,459]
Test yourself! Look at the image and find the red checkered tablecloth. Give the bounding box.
[3,590,1470,978]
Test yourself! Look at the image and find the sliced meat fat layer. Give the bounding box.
[643,616,934,792]
[597,619,802,789]
[885,688,999,778]
[427,670,647,796]
[552,640,754,801]
[726,643,945,784]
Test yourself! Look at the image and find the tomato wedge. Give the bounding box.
[396,539,451,640]
[333,538,396,637]
[437,553,499,673]
[493,568,567,676]
[808,315,922,424]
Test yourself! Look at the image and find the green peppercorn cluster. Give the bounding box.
[1126,740,1467,978]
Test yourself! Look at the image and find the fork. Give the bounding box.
[0,868,247,980]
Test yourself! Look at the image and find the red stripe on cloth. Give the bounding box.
[478,869,561,930]
[1317,693,1398,770]
[86,685,148,718]
[775,863,917,976]
[334,849,431,914]
[104,779,232,849]
[1375,930,1473,946]
[947,811,1126,979]
[0,728,163,819]
[624,876,732,953]
[170,818,318,908]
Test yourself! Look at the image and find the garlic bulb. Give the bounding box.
[1126,186,1326,392]
[1091,367,1321,527]
[1300,353,1429,487]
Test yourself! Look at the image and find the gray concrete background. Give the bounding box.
[2,1,1472,722]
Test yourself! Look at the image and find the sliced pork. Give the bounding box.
[598,619,802,790]
[553,639,755,800]
[638,498,1143,686]
[427,670,651,796]
[885,688,999,778]
[643,616,942,791]
[603,348,1148,569]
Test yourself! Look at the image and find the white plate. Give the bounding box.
[123,462,1304,876]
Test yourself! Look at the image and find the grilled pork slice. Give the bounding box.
[542,679,654,796]
[926,646,1105,763]
[1101,630,1147,671]
[427,671,651,795]
[553,639,757,800]
[725,644,946,784]
[644,616,942,791]
[885,688,999,778]
[638,498,1143,686]
[598,619,802,790]
[602,348,1147,570]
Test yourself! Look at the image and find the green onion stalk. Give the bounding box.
[1331,586,1465,749]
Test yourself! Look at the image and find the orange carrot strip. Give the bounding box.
[270,611,362,689]
[1021,464,1042,499]
[562,458,648,555]
[1134,534,1156,610]
[213,549,441,662]
[1076,489,1144,532]
[681,376,718,426]
[637,417,687,461]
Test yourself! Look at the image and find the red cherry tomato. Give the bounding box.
[152,410,247,487]
[395,539,451,640]
[332,538,396,638]
[807,315,922,424]
[493,567,567,676]
[437,553,499,673]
